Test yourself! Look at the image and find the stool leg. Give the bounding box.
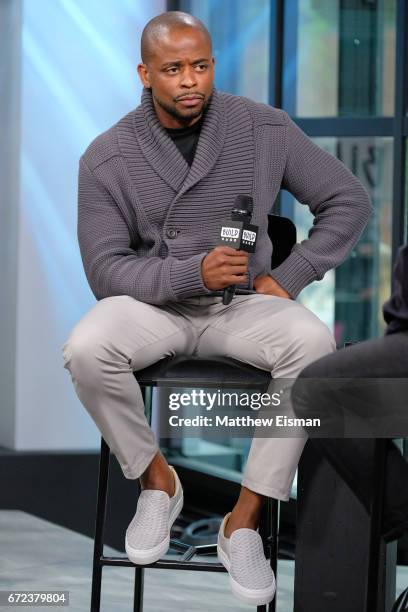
[142,385,152,425]
[90,437,110,612]
[133,564,144,612]
[257,498,279,612]
[269,499,279,612]
[366,439,387,612]
[257,500,269,612]
[132,386,151,612]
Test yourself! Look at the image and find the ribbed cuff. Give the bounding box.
[169,252,213,300]
[269,250,319,299]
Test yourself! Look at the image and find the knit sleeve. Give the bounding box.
[77,158,210,304]
[269,112,373,299]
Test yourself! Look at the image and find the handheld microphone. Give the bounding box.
[218,195,259,305]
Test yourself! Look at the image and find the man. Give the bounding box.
[291,243,408,542]
[62,11,372,606]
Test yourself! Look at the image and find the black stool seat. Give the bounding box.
[135,355,271,389]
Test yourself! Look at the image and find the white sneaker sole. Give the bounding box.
[125,492,184,565]
[217,540,276,606]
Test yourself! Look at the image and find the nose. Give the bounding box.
[180,66,197,88]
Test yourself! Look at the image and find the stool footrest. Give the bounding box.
[99,555,227,572]
[177,542,218,561]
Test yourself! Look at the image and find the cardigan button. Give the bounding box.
[166,228,178,239]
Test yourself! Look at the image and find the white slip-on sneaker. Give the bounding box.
[217,512,276,606]
[125,465,183,565]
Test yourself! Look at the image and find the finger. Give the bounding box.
[225,255,248,266]
[215,245,238,255]
[227,250,249,259]
[223,274,248,285]
[216,246,249,258]
[223,264,248,275]
[224,258,248,268]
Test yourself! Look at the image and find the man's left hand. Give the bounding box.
[253,275,292,299]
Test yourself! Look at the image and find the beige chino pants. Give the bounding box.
[62,293,336,501]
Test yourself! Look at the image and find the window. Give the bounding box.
[168,0,408,489]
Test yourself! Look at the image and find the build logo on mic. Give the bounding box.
[218,221,258,253]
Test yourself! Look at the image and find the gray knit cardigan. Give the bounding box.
[77,87,372,304]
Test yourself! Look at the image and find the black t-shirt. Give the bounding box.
[165,114,204,166]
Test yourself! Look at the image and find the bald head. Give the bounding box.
[141,11,212,64]
[137,11,214,128]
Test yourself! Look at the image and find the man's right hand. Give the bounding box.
[201,246,249,290]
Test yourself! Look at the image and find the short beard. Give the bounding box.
[153,89,212,123]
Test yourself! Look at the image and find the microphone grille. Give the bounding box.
[232,195,253,220]
[235,194,253,211]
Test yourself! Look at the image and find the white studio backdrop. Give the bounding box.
[0,0,165,450]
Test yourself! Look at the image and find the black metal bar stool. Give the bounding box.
[90,357,280,612]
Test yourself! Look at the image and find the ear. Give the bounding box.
[137,63,151,88]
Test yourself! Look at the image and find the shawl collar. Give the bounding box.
[133,87,227,196]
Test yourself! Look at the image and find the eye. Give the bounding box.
[196,64,208,71]
[166,66,179,74]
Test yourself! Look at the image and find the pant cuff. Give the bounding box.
[121,444,160,480]
[241,477,291,502]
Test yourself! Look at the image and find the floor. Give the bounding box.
[0,510,406,612]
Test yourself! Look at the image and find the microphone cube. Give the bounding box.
[218,220,258,253]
